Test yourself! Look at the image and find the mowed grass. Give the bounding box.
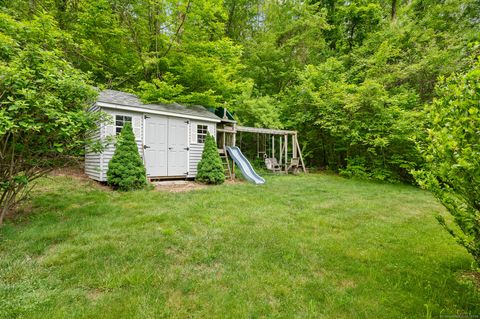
[0,173,479,318]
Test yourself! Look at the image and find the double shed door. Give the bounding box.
[144,115,188,177]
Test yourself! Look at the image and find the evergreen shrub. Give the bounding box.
[196,133,225,184]
[107,123,147,191]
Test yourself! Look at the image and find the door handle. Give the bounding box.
[168,147,173,150]
[143,145,150,149]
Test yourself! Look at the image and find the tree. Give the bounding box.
[282,59,421,181]
[2,0,479,185]
[196,133,225,184]
[414,62,480,267]
[107,123,147,191]
[0,13,98,226]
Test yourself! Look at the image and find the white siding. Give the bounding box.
[99,108,144,181]
[85,103,102,180]
[188,121,216,178]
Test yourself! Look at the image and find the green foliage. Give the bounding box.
[107,123,147,191]
[278,0,478,181]
[238,1,329,95]
[337,1,383,51]
[196,133,225,184]
[1,0,479,185]
[138,38,248,108]
[0,12,97,224]
[282,59,421,181]
[234,83,283,128]
[414,62,480,267]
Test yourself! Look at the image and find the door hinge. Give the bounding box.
[144,115,151,119]
[184,147,190,151]
[143,145,150,149]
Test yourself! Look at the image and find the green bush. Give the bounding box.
[107,123,147,191]
[414,62,480,267]
[196,133,225,184]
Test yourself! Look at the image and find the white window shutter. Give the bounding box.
[192,123,197,143]
[105,124,115,137]
[104,114,115,137]
[208,125,215,138]
[133,116,142,140]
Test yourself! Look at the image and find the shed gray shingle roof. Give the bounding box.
[97,89,221,121]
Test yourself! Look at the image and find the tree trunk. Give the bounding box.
[29,0,36,15]
[391,0,397,21]
[0,196,11,226]
[226,1,237,39]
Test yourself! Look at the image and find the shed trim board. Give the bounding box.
[97,102,221,123]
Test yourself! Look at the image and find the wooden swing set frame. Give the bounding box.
[217,123,306,175]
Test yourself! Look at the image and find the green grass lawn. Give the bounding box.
[1,173,479,318]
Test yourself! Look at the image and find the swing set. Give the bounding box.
[218,124,306,174]
[214,107,306,179]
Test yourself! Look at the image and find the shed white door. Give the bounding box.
[167,118,188,176]
[144,115,168,177]
[144,115,188,177]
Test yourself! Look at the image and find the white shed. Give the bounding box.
[85,90,221,181]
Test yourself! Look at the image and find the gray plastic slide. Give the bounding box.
[226,146,265,185]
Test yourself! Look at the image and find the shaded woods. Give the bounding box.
[1,0,478,181]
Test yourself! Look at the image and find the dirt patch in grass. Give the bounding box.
[154,179,243,193]
[155,181,208,193]
[50,166,112,191]
[338,279,357,290]
[461,271,480,289]
[50,165,90,180]
[87,289,104,302]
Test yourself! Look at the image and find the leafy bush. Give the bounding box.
[283,60,422,182]
[0,14,98,226]
[339,157,371,180]
[414,62,480,267]
[196,133,225,184]
[107,123,147,191]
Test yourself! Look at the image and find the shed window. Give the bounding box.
[197,125,208,143]
[115,115,132,135]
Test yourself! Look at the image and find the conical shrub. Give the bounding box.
[107,123,147,190]
[196,133,225,184]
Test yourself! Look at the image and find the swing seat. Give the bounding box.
[287,158,300,174]
[265,157,281,172]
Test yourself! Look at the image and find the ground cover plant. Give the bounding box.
[1,174,479,318]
